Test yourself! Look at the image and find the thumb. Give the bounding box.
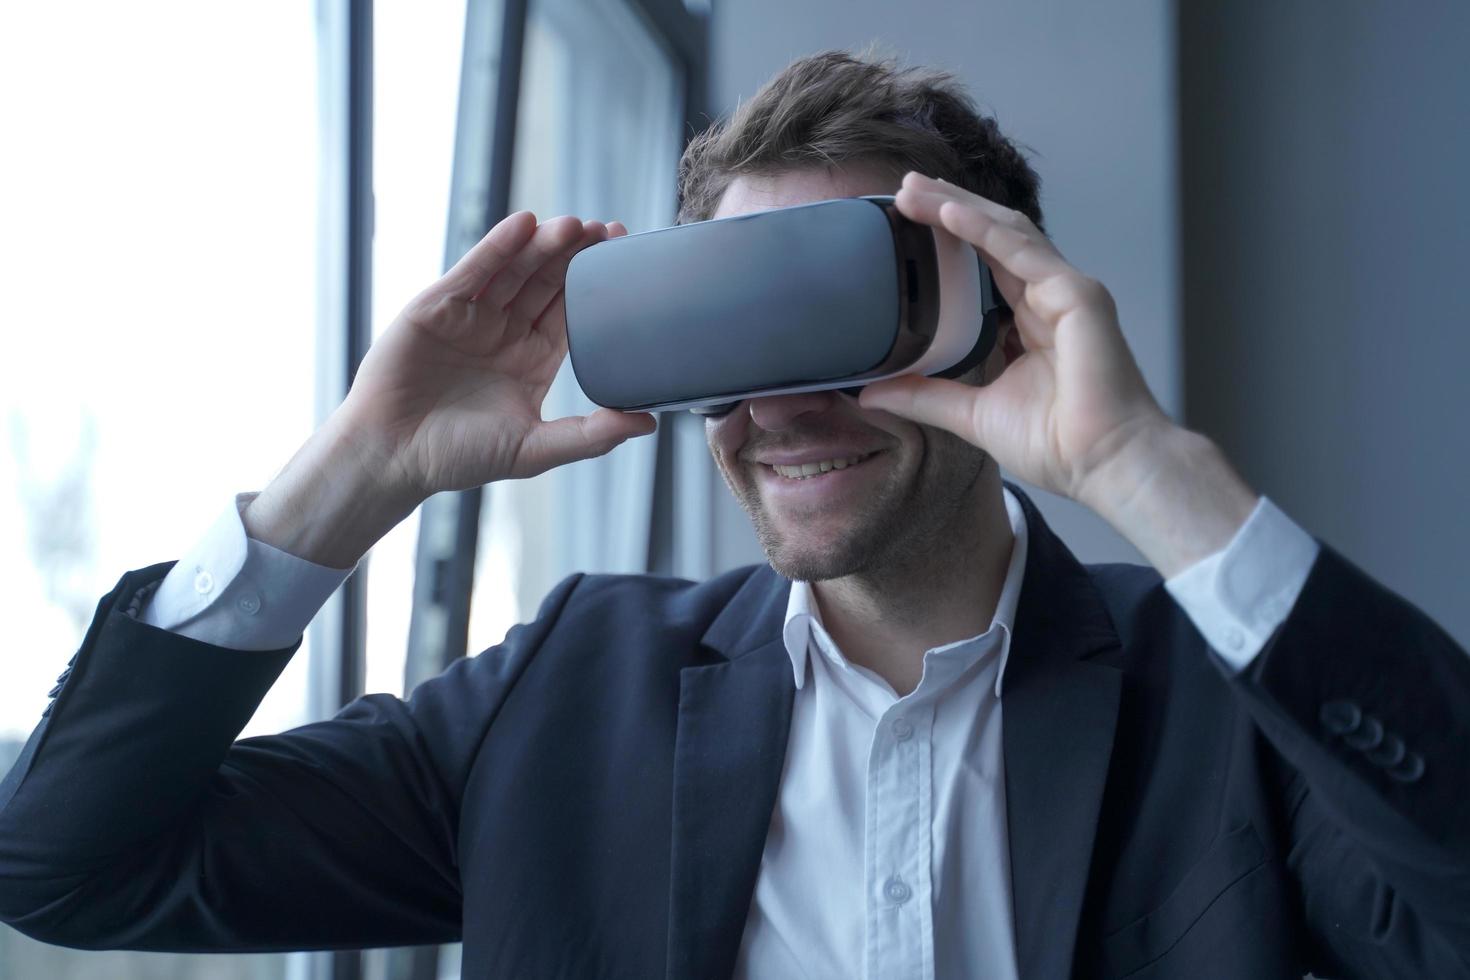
[858,375,989,447]
[514,408,657,477]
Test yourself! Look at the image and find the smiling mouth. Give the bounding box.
[767,452,876,480]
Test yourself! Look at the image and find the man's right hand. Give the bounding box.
[243,212,656,569]
[341,211,656,499]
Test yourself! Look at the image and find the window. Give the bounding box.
[469,0,685,652]
[1,1,703,975]
[0,3,321,977]
[360,0,467,700]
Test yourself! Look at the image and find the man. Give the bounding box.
[2,50,1467,979]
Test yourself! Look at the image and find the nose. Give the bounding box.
[747,390,840,430]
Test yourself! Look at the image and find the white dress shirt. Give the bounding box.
[139,487,1320,978]
[735,488,1030,980]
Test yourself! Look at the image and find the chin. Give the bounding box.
[764,550,852,584]
[755,520,878,583]
[739,475,914,582]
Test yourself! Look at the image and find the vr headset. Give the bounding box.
[564,194,1010,417]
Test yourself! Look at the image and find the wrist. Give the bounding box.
[1080,422,1258,579]
[244,414,425,569]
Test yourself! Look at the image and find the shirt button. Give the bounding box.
[237,593,261,615]
[194,571,214,595]
[892,717,914,741]
[883,876,912,904]
[1223,627,1245,651]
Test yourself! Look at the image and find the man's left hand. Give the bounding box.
[860,172,1168,512]
[861,172,1258,576]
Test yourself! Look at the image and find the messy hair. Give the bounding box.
[676,48,1044,230]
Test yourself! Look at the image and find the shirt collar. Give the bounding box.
[781,485,1030,698]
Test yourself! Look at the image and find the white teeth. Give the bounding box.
[771,454,871,479]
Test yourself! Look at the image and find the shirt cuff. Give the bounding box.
[138,492,355,651]
[1164,496,1321,671]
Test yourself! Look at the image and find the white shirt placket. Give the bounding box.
[866,699,937,980]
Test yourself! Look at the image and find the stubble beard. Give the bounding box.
[727,427,990,584]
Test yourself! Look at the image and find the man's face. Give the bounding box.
[705,165,999,583]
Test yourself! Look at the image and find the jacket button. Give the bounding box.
[1365,732,1406,768]
[1319,700,1361,735]
[1343,715,1384,751]
[1388,752,1426,783]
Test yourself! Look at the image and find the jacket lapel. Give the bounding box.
[666,566,795,980]
[1002,487,1124,980]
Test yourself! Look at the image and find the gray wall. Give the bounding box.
[1180,3,1470,647]
[700,0,1178,570]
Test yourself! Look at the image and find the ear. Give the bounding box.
[998,313,1025,365]
[973,315,1025,385]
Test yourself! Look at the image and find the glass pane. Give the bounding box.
[467,0,685,654]
[357,5,468,973]
[0,2,319,976]
[362,0,467,701]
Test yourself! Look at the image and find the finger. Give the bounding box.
[893,184,1028,309]
[898,172,1064,287]
[520,218,620,336]
[902,171,1019,223]
[508,220,608,323]
[527,277,570,353]
[913,184,1123,349]
[897,188,1086,353]
[515,408,658,477]
[938,198,1074,286]
[475,215,585,308]
[897,185,1072,288]
[438,210,538,301]
[902,171,1040,231]
[930,193,1115,341]
[858,374,988,446]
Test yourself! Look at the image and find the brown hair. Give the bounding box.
[676,48,1044,230]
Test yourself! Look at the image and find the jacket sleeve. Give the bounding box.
[0,561,582,953]
[1230,543,1470,976]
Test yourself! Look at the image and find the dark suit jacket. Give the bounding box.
[1,488,1467,978]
